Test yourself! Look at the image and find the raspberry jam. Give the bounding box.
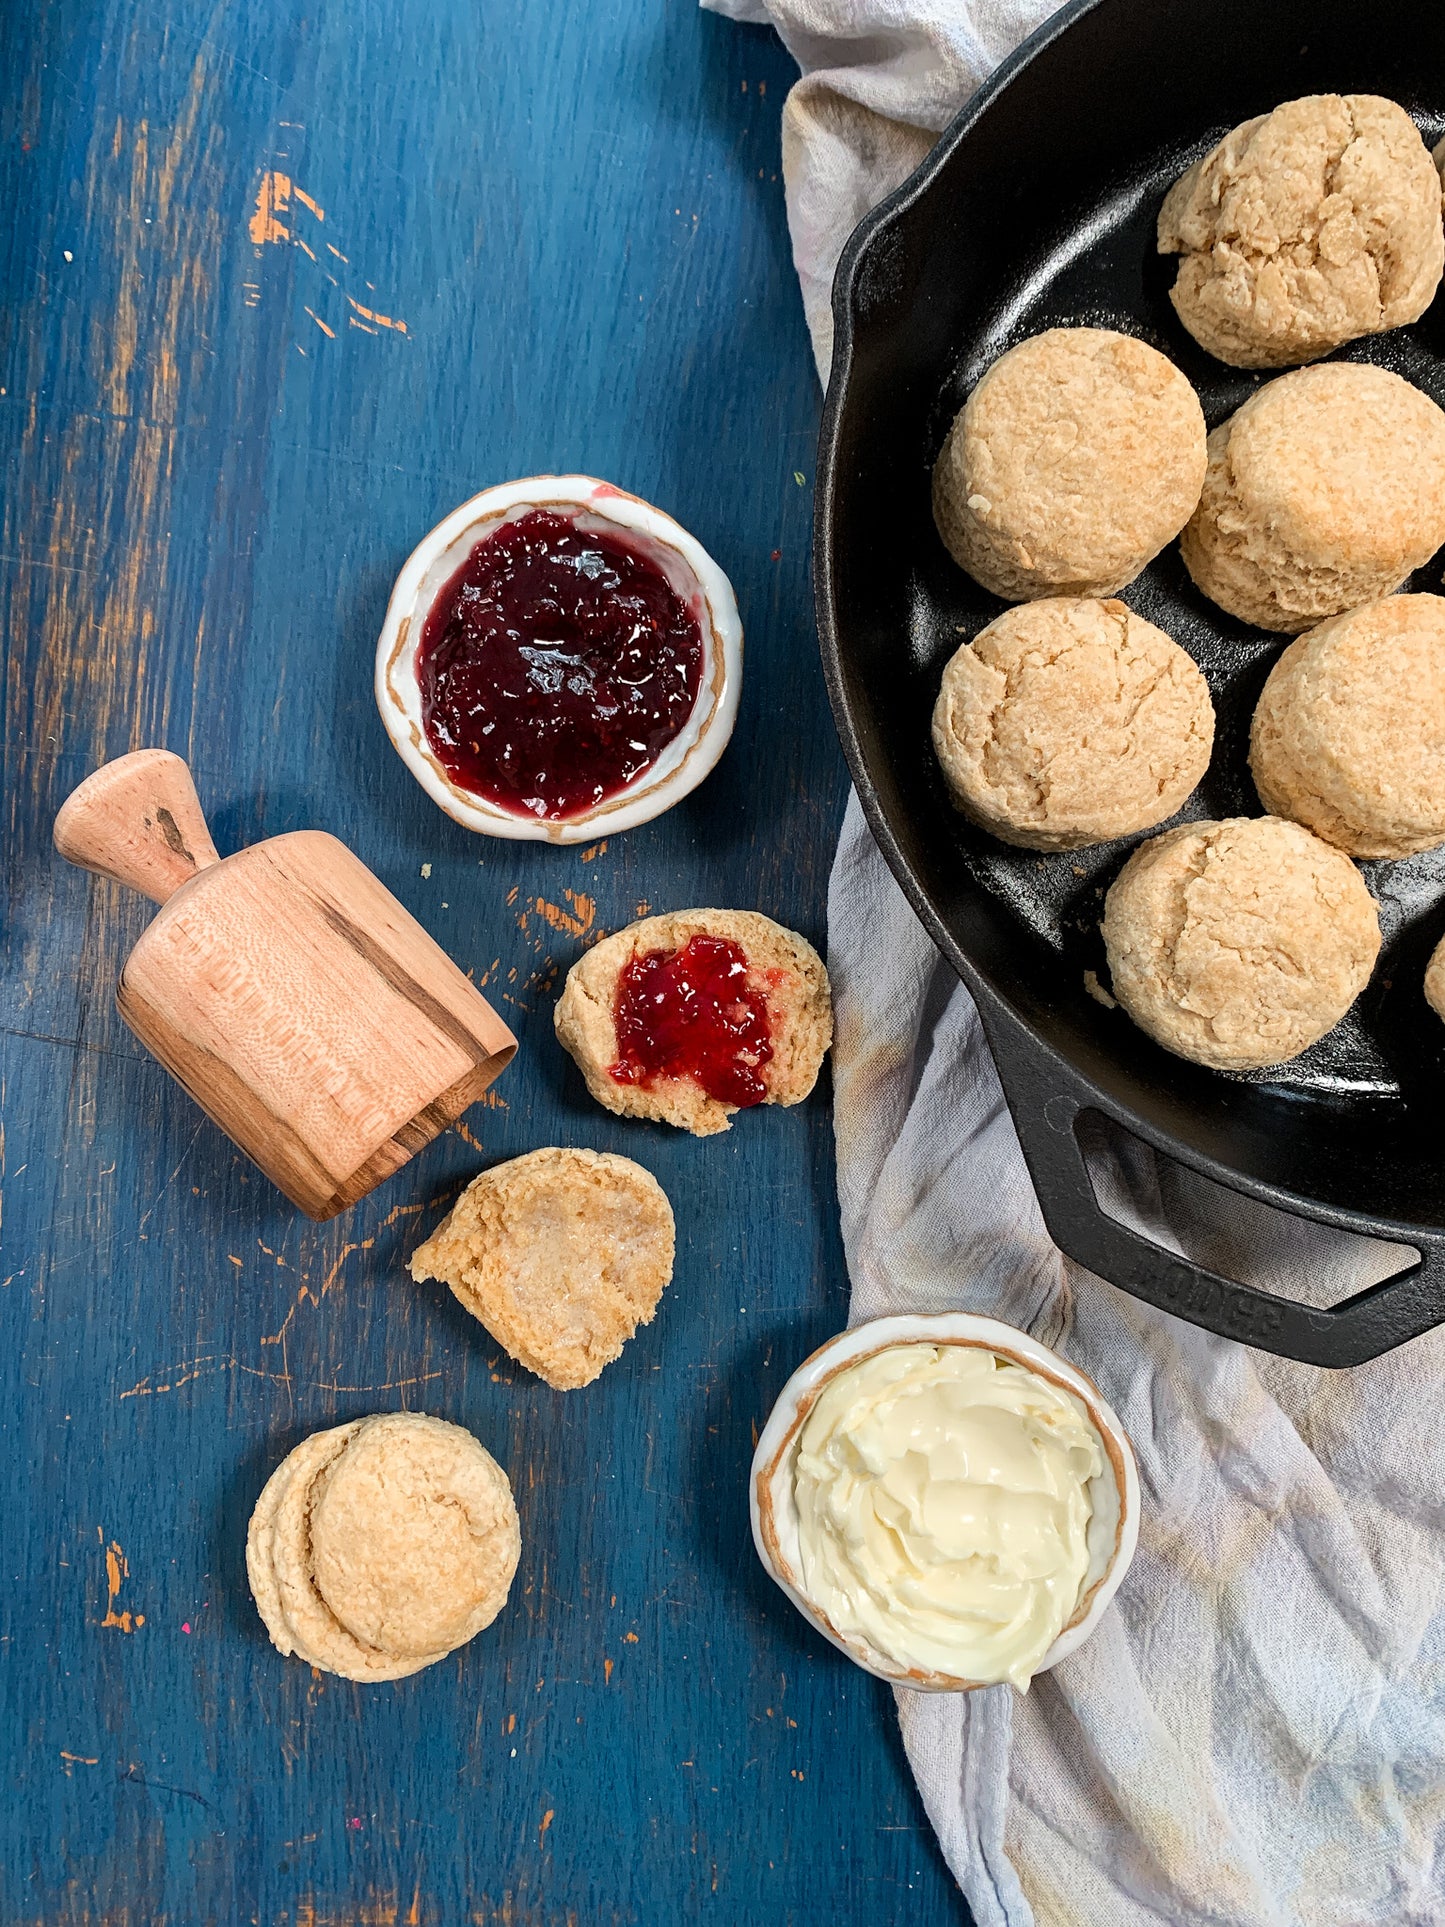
[416,508,704,821]
[610,935,774,1109]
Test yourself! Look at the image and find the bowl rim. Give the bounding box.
[374,473,743,844]
[750,1310,1141,1692]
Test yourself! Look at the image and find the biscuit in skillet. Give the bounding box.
[1101,816,1380,1071]
[1250,595,1445,859]
[932,598,1214,850]
[1179,363,1445,633]
[931,328,1206,602]
[1159,95,1444,369]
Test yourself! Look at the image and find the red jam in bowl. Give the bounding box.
[610,935,774,1108]
[415,508,705,822]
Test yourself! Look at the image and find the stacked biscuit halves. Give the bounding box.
[247,1413,521,1682]
[931,92,1445,1071]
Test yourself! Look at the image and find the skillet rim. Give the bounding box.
[810,0,1445,1256]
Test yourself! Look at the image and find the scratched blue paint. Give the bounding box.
[0,0,972,1920]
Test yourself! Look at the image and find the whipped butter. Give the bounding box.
[792,1342,1106,1688]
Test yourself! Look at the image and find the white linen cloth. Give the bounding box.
[704,4,1445,1920]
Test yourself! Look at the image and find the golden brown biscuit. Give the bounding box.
[932,328,1206,601]
[246,1414,519,1681]
[553,909,831,1136]
[1179,364,1445,633]
[1159,95,1444,368]
[931,598,1213,850]
[1425,932,1445,1024]
[408,1147,675,1391]
[1250,595,1445,858]
[1102,816,1380,1071]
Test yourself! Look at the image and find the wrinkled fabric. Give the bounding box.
[706,0,1053,375]
[827,794,1443,1926]
[703,2,1445,1916]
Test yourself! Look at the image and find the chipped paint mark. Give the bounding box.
[346,294,408,335]
[59,1751,99,1770]
[376,1201,426,1228]
[98,1536,144,1633]
[119,1355,214,1399]
[527,890,595,940]
[579,840,608,862]
[635,900,651,918]
[452,1118,485,1155]
[603,1658,614,1684]
[248,169,291,244]
[247,159,408,340]
[623,1630,639,1643]
[538,1809,554,1844]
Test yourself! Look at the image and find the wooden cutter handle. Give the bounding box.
[54,748,221,904]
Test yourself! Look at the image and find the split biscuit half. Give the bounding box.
[554,909,831,1137]
[409,1147,675,1390]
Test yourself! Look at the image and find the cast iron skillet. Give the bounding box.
[815,0,1445,1367]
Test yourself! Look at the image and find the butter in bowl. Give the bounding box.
[750,1313,1139,1692]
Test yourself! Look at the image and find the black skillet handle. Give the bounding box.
[974,992,1445,1368]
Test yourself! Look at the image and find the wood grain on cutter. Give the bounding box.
[57,755,517,1218]
[53,747,220,904]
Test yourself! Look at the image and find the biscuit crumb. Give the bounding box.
[1083,970,1116,1010]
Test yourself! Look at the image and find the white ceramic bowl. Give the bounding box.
[374,475,743,844]
[750,1312,1140,1692]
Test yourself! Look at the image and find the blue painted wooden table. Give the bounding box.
[1,0,975,1920]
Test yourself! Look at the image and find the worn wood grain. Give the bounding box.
[1,0,972,1919]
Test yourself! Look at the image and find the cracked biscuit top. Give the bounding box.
[1179,362,1445,633]
[1251,595,1445,859]
[1102,816,1380,1072]
[931,598,1214,851]
[931,328,1206,602]
[1159,94,1444,369]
